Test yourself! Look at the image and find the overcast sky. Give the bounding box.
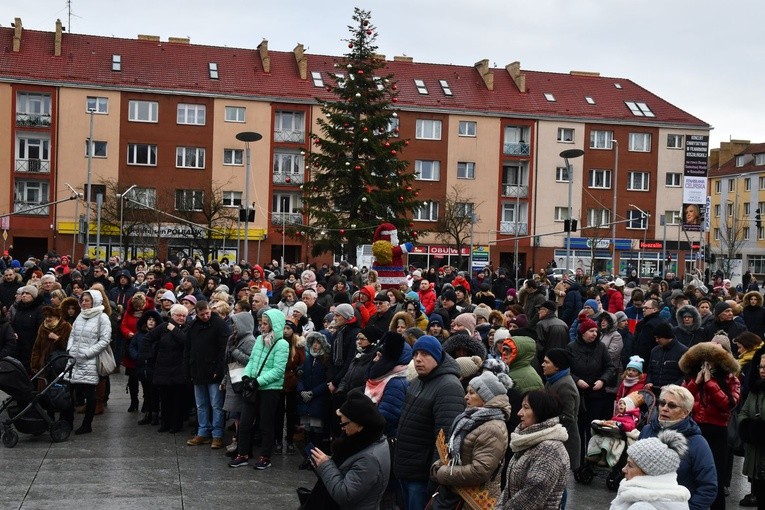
[4,0,763,152]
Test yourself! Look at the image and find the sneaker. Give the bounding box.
[210,438,224,449]
[226,440,238,454]
[286,443,296,455]
[253,456,271,470]
[186,435,212,446]
[274,442,283,455]
[228,455,250,468]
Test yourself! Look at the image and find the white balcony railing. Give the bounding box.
[14,202,49,215]
[273,172,304,185]
[16,112,52,127]
[273,129,305,143]
[499,221,528,235]
[503,142,530,156]
[271,212,303,226]
[15,159,50,173]
[501,184,528,198]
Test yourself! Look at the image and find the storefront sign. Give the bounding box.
[566,238,631,250]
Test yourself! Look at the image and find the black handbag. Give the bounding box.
[242,341,277,403]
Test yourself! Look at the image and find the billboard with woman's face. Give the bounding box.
[682,203,702,231]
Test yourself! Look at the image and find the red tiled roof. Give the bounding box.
[711,143,765,176]
[0,28,708,127]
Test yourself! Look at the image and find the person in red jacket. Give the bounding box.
[355,285,377,327]
[606,278,625,314]
[121,292,156,413]
[417,279,437,316]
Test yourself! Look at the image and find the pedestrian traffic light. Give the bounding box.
[703,245,710,263]
[563,219,570,232]
[571,219,577,232]
[756,209,762,229]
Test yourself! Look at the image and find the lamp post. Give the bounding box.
[611,139,619,273]
[84,108,95,255]
[560,149,585,274]
[236,131,262,265]
[118,184,138,261]
[630,203,650,282]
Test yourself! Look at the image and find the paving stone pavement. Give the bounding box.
[0,373,752,509]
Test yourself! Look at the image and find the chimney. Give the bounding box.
[137,34,160,42]
[294,43,307,80]
[12,17,22,53]
[257,39,271,73]
[393,55,413,63]
[569,70,600,77]
[474,59,494,91]
[54,19,63,56]
[168,37,190,44]
[505,61,526,93]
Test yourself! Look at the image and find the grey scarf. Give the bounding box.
[447,406,506,467]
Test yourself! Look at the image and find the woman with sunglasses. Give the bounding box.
[638,384,717,510]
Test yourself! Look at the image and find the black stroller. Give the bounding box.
[0,354,75,448]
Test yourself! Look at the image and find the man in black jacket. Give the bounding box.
[393,335,465,510]
[184,300,230,449]
[632,299,664,363]
[645,321,687,395]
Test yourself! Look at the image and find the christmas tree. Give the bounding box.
[302,8,420,264]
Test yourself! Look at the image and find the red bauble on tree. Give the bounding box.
[348,42,353,48]
[391,150,397,155]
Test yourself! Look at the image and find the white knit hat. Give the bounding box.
[627,430,687,476]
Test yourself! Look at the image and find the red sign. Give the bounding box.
[639,241,663,249]
[410,246,428,254]
[428,246,470,256]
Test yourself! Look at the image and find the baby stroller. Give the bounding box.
[0,354,75,448]
[574,389,655,490]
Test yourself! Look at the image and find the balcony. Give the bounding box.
[499,221,528,235]
[501,184,528,198]
[14,202,49,215]
[271,212,303,226]
[273,130,305,143]
[15,159,51,173]
[273,172,304,185]
[503,142,530,156]
[16,113,51,128]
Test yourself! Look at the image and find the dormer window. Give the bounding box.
[311,71,324,87]
[112,54,121,72]
[209,63,219,79]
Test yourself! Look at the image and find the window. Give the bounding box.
[85,140,107,158]
[414,79,428,95]
[128,100,158,123]
[744,227,751,240]
[745,178,752,191]
[728,179,735,192]
[14,180,49,215]
[126,188,156,209]
[457,162,475,179]
[176,147,205,169]
[714,228,720,241]
[714,204,721,217]
[627,210,648,229]
[756,154,765,166]
[274,111,305,142]
[736,155,746,167]
[273,193,301,214]
[458,121,476,137]
[554,207,570,221]
[544,93,556,102]
[590,130,613,149]
[557,128,574,143]
[625,101,655,117]
[588,169,612,189]
[112,54,121,72]
[751,255,765,273]
[628,133,651,152]
[665,211,681,225]
[760,227,765,241]
[127,143,157,166]
[585,96,595,105]
[311,71,324,87]
[87,183,106,201]
[175,189,204,211]
[387,117,400,135]
[413,201,439,221]
[273,151,304,176]
[415,119,442,140]
[614,83,622,89]
[667,134,683,149]
[726,203,734,216]
[86,96,108,114]
[374,77,384,91]
[222,191,242,208]
[177,104,206,125]
[760,177,765,190]
[455,202,474,218]
[745,202,751,215]
[224,106,245,123]
[501,203,528,225]
[223,149,243,166]
[627,171,650,191]
[208,62,219,79]
[665,172,681,187]
[415,160,440,181]
[16,92,51,126]
[587,209,611,228]
[439,80,453,96]
[17,136,51,168]
[556,166,570,182]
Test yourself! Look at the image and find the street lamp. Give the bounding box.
[629,203,650,282]
[560,149,585,274]
[118,184,138,260]
[611,139,619,273]
[84,107,95,254]
[236,131,262,265]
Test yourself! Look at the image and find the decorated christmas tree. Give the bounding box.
[302,8,420,263]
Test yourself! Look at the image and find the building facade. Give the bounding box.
[0,19,710,273]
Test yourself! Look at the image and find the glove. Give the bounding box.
[242,375,251,382]
[301,391,313,403]
[247,378,260,391]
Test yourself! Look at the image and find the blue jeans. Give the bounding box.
[399,480,429,510]
[193,383,225,439]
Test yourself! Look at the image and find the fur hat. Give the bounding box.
[455,355,483,379]
[545,348,571,370]
[626,355,645,373]
[333,303,355,320]
[452,313,476,335]
[469,371,509,402]
[413,335,443,363]
[627,430,688,476]
[653,321,674,340]
[679,341,740,375]
[19,285,38,299]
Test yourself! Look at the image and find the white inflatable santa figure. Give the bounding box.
[371,222,414,290]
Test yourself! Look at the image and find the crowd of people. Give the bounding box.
[2,249,765,510]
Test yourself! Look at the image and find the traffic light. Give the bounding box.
[571,219,578,232]
[703,245,710,263]
[239,207,255,222]
[756,209,762,229]
[563,219,578,232]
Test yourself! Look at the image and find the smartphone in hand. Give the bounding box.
[304,442,316,466]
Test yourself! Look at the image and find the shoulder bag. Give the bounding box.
[241,341,277,403]
[96,315,116,376]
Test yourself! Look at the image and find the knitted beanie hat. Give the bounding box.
[653,321,674,340]
[714,301,732,317]
[626,355,645,373]
[452,313,476,335]
[413,335,443,363]
[334,303,355,320]
[627,430,688,476]
[455,355,483,380]
[711,332,732,353]
[578,317,598,335]
[545,348,571,370]
[584,299,599,311]
[469,371,508,402]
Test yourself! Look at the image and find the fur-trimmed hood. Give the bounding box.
[744,291,763,308]
[674,304,701,332]
[442,332,488,359]
[678,342,740,376]
[596,311,617,333]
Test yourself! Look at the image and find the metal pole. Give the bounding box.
[630,204,650,283]
[559,149,584,275]
[468,212,475,274]
[95,193,103,261]
[84,108,94,254]
[514,185,520,282]
[282,202,286,269]
[118,184,137,262]
[236,131,262,265]
[612,140,619,273]
[661,215,667,277]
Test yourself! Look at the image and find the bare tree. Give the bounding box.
[715,205,748,278]
[579,210,611,276]
[435,185,482,270]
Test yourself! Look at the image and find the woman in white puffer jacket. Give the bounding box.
[64,289,112,435]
